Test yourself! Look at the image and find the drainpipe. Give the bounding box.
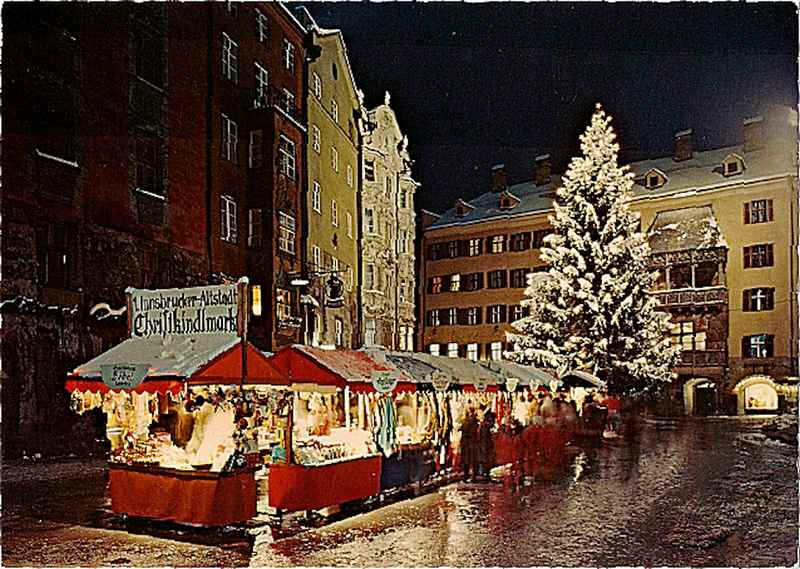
[204,4,215,281]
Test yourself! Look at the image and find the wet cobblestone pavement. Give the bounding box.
[2,417,797,567]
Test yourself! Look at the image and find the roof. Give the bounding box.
[561,370,605,389]
[647,205,728,254]
[71,335,240,379]
[384,352,439,383]
[407,353,500,385]
[478,360,554,386]
[274,345,396,384]
[427,112,796,232]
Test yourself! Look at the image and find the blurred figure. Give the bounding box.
[459,407,479,482]
[478,410,497,481]
[600,388,622,435]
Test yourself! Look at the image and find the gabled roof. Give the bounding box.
[647,205,728,254]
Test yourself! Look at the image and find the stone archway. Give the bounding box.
[734,375,780,415]
[683,377,714,416]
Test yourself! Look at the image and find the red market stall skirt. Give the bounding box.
[109,464,257,526]
[268,455,382,512]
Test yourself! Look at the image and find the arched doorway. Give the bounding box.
[683,377,716,416]
[735,375,780,415]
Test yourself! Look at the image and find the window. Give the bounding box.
[428,344,440,356]
[385,176,392,196]
[447,343,458,358]
[510,305,526,321]
[364,208,375,233]
[135,133,162,195]
[511,268,529,288]
[744,199,774,224]
[489,270,507,289]
[248,130,263,169]
[277,212,296,254]
[256,9,269,42]
[743,334,774,358]
[725,161,739,176]
[399,281,407,304]
[429,276,443,294]
[312,125,321,153]
[220,195,237,243]
[225,1,239,18]
[221,33,238,83]
[743,288,775,312]
[134,22,164,88]
[397,232,408,254]
[221,114,238,163]
[449,274,461,292]
[464,272,483,292]
[399,190,408,208]
[405,327,414,352]
[427,309,441,327]
[247,209,262,247]
[490,342,503,361]
[254,63,269,107]
[346,212,353,238]
[668,321,706,352]
[648,175,660,188]
[364,160,375,181]
[276,288,292,320]
[365,319,377,347]
[331,200,338,226]
[467,343,479,361]
[331,99,339,122]
[510,232,531,251]
[447,308,457,326]
[312,245,321,270]
[488,305,507,324]
[331,61,338,80]
[365,264,376,290]
[468,238,482,256]
[311,182,322,213]
[331,256,339,274]
[532,229,549,248]
[331,146,339,172]
[283,39,295,72]
[447,241,459,258]
[490,235,506,254]
[278,135,296,179]
[312,72,322,99]
[281,89,295,115]
[744,244,774,268]
[347,164,354,187]
[36,223,75,289]
[467,307,481,326]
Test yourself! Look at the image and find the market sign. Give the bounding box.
[101,364,149,390]
[371,370,399,393]
[474,376,491,392]
[128,284,239,339]
[429,371,451,392]
[506,377,520,392]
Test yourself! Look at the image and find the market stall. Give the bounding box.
[65,282,291,527]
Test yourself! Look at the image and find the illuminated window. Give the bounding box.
[490,342,502,361]
[220,195,237,243]
[743,288,775,312]
[490,235,506,253]
[743,334,774,358]
[429,344,440,356]
[277,212,296,254]
[449,274,461,292]
[447,342,458,358]
[468,238,482,256]
[467,343,479,361]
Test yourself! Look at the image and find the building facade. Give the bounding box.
[1,2,308,457]
[360,94,419,350]
[300,19,362,348]
[420,108,798,414]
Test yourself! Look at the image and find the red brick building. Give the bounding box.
[1,3,308,457]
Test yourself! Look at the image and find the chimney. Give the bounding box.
[673,129,693,162]
[743,116,764,152]
[491,164,507,193]
[534,154,552,186]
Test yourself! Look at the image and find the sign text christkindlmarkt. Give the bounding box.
[129,284,239,339]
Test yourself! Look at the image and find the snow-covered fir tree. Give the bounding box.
[507,105,680,396]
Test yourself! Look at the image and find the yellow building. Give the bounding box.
[420,107,798,414]
[303,22,361,348]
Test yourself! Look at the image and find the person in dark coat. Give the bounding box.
[478,410,497,480]
[459,407,479,481]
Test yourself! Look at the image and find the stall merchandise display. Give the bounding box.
[293,427,378,466]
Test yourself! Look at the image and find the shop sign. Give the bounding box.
[474,376,490,392]
[506,377,520,392]
[429,371,451,392]
[101,364,149,390]
[371,371,399,393]
[129,284,239,339]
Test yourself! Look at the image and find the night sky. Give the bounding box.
[302,2,798,214]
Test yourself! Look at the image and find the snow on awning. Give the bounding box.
[560,370,605,389]
[407,353,501,387]
[479,360,554,387]
[67,335,286,392]
[647,206,727,254]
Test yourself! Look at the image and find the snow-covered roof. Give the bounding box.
[291,345,395,383]
[406,353,500,385]
[647,205,728,254]
[561,370,605,389]
[72,335,240,379]
[384,352,439,382]
[478,360,554,386]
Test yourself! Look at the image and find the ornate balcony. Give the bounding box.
[249,85,303,126]
[679,350,726,367]
[652,286,727,308]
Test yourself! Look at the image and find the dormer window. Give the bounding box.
[455,199,474,218]
[499,190,520,210]
[641,168,667,189]
[722,153,745,177]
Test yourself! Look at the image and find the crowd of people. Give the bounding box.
[457,385,621,484]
